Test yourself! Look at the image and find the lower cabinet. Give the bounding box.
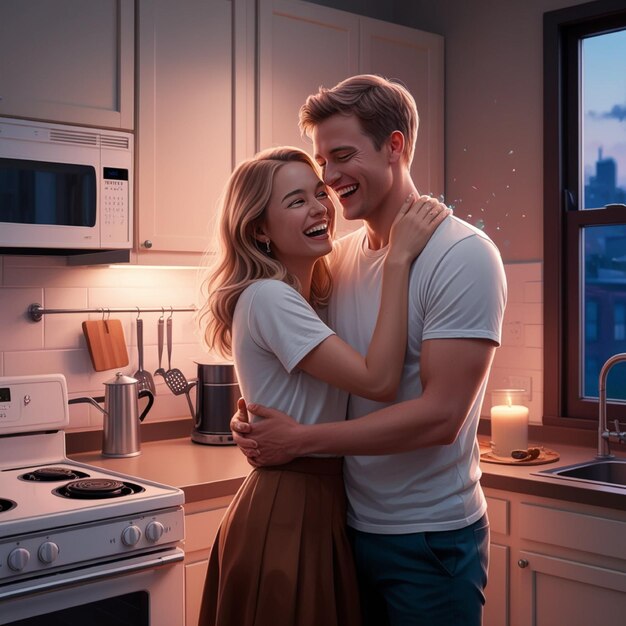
[483,488,626,626]
[183,488,626,625]
[183,496,233,626]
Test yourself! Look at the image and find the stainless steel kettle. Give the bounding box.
[191,362,239,445]
[69,372,154,457]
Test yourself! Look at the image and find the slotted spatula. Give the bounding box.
[163,315,197,416]
[134,317,156,394]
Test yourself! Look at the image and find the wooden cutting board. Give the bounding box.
[82,320,129,371]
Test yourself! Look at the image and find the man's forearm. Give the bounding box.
[293,397,459,456]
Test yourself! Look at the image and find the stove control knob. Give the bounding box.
[145,521,165,543]
[8,547,30,571]
[121,524,142,546]
[38,541,59,564]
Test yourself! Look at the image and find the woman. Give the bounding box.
[197,147,448,626]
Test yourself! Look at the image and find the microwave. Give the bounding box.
[0,117,133,251]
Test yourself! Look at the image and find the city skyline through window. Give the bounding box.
[581,27,626,401]
[583,28,626,207]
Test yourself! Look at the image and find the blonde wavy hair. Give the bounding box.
[198,147,334,357]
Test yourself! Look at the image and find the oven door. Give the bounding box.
[0,548,184,626]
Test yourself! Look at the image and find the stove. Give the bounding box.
[0,374,185,625]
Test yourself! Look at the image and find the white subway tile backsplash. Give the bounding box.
[502,302,524,325]
[502,262,541,303]
[493,345,543,371]
[1,258,546,430]
[0,260,206,430]
[483,261,545,424]
[522,301,543,325]
[525,324,543,349]
[5,348,93,385]
[523,280,543,303]
[0,287,45,350]
[43,288,89,349]
[67,400,91,430]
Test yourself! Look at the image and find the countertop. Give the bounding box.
[69,436,626,511]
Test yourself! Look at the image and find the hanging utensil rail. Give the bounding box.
[27,303,197,323]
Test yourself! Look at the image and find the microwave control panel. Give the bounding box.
[101,166,130,245]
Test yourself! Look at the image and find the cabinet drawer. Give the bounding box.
[519,503,626,559]
[185,507,228,554]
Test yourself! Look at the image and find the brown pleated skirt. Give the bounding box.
[198,457,361,626]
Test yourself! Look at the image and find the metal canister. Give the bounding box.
[191,363,239,445]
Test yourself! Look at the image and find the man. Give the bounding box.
[232,74,507,626]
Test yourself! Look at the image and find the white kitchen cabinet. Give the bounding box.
[257,0,360,153]
[257,0,444,237]
[0,0,134,129]
[136,0,254,256]
[183,496,232,626]
[359,18,444,201]
[483,487,626,626]
[135,0,443,254]
[484,496,511,626]
[517,551,626,625]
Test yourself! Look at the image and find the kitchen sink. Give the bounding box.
[535,459,626,488]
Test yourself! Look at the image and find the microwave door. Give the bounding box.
[0,153,100,249]
[0,118,134,251]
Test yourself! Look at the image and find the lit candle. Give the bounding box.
[490,390,529,457]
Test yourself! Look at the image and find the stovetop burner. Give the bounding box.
[0,497,16,513]
[54,478,146,500]
[19,466,90,482]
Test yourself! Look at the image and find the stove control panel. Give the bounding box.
[0,506,184,582]
[0,374,69,434]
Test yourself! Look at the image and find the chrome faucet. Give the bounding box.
[597,353,626,458]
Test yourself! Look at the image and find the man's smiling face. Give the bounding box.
[312,113,394,223]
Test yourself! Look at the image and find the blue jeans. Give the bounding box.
[348,513,489,626]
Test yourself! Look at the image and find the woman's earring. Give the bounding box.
[265,239,271,254]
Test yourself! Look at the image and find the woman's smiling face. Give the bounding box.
[259,161,336,270]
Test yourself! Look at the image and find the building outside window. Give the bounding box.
[544,1,626,425]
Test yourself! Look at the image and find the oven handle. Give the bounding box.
[0,548,184,601]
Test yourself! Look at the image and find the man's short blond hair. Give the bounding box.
[299,74,419,167]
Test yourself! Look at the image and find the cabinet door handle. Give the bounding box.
[517,558,529,568]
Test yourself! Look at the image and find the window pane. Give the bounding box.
[615,302,626,340]
[582,30,626,210]
[585,299,598,342]
[583,224,626,400]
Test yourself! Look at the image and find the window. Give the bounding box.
[544,1,626,425]
[615,302,626,341]
[585,298,598,343]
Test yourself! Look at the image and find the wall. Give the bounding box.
[1,0,594,431]
[311,0,593,422]
[393,0,592,423]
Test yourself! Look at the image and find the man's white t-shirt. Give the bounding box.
[232,279,347,429]
[329,215,507,534]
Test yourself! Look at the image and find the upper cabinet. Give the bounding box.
[257,0,444,236]
[0,0,134,130]
[0,0,443,260]
[359,19,444,200]
[257,0,359,152]
[135,0,254,255]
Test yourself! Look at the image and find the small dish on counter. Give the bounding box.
[480,446,560,466]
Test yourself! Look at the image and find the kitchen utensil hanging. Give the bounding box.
[133,310,156,394]
[154,311,166,379]
[82,309,129,372]
[163,311,197,417]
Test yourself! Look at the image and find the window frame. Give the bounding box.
[544,0,626,429]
